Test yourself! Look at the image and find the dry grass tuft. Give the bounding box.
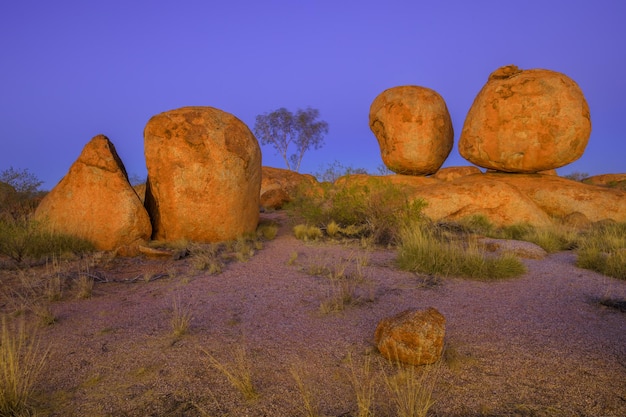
[170,296,193,338]
[202,346,258,401]
[290,362,320,417]
[0,317,49,416]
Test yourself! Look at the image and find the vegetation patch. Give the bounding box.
[287,178,426,246]
[397,223,526,280]
[576,222,626,280]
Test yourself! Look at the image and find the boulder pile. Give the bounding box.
[361,64,625,227]
[39,107,262,254]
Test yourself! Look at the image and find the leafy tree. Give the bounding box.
[0,167,43,196]
[254,107,329,172]
[0,167,44,221]
[315,160,368,183]
[563,171,589,182]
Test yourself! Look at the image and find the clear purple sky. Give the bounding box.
[1,0,625,189]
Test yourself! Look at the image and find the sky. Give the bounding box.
[1,0,625,190]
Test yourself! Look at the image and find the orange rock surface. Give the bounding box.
[370,86,454,175]
[34,135,151,252]
[459,65,591,173]
[144,106,261,242]
[375,307,446,365]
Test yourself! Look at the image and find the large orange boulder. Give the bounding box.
[375,308,446,365]
[34,135,151,252]
[144,106,261,242]
[412,174,553,227]
[369,86,454,175]
[488,173,626,223]
[260,166,320,209]
[459,65,591,173]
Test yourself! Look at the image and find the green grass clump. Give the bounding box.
[256,220,279,241]
[287,178,426,246]
[397,223,526,280]
[0,318,49,416]
[576,222,626,279]
[0,219,94,265]
[293,224,323,241]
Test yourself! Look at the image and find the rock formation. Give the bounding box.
[369,86,454,175]
[584,173,626,191]
[416,174,553,227]
[34,135,152,253]
[489,172,626,223]
[144,106,261,242]
[375,308,446,365]
[260,166,320,210]
[459,65,591,173]
[432,166,482,181]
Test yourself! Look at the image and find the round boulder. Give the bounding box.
[375,307,446,365]
[369,86,454,175]
[459,65,591,173]
[144,106,261,242]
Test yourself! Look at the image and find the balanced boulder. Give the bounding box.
[459,65,591,173]
[144,106,261,242]
[375,308,446,365]
[369,86,454,175]
[34,135,151,252]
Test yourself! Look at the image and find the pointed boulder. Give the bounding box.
[35,135,152,253]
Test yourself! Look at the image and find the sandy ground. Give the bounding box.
[2,211,626,417]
